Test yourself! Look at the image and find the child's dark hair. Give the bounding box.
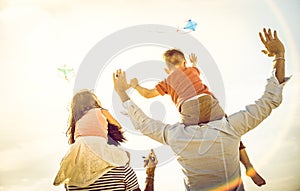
[66,89,126,145]
[163,48,186,63]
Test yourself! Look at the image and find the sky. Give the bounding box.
[0,0,300,190]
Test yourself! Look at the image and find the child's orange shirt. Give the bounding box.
[155,66,213,111]
[74,108,108,140]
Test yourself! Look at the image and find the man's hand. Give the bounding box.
[113,69,130,92]
[259,28,285,57]
[130,78,139,88]
[113,69,131,102]
[259,28,285,84]
[189,53,198,67]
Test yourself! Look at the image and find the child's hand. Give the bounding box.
[189,53,198,67]
[130,78,139,88]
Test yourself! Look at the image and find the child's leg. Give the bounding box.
[239,142,266,187]
[181,95,225,125]
[180,97,204,125]
[208,97,225,121]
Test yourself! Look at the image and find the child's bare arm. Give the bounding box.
[136,86,160,98]
[189,53,198,67]
[130,78,160,98]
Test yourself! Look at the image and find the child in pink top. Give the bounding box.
[129,49,266,187]
[66,89,127,146]
[54,90,129,187]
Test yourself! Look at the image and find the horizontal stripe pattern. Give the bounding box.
[67,164,139,191]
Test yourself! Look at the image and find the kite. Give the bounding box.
[177,19,198,34]
[184,19,197,31]
[57,64,74,82]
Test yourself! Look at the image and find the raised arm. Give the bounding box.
[131,149,158,191]
[259,28,285,83]
[143,149,158,191]
[227,28,288,136]
[113,69,168,144]
[130,78,160,98]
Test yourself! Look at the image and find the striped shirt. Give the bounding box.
[67,164,139,191]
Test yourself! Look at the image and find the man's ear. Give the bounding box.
[164,68,170,74]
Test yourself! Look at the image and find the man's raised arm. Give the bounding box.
[227,28,289,136]
[259,28,285,83]
[113,69,168,144]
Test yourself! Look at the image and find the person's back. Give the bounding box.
[66,164,139,191]
[155,65,211,111]
[74,108,108,139]
[166,120,242,190]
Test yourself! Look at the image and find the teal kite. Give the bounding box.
[177,19,198,34]
[184,19,197,31]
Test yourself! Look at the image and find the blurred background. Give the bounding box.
[0,0,299,190]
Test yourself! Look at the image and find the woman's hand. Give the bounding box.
[144,149,158,177]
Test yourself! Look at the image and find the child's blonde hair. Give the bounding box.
[163,49,186,65]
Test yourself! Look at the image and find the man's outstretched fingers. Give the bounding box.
[263,28,270,41]
[274,30,278,40]
[113,72,116,82]
[116,69,121,76]
[259,32,266,45]
[268,28,273,39]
